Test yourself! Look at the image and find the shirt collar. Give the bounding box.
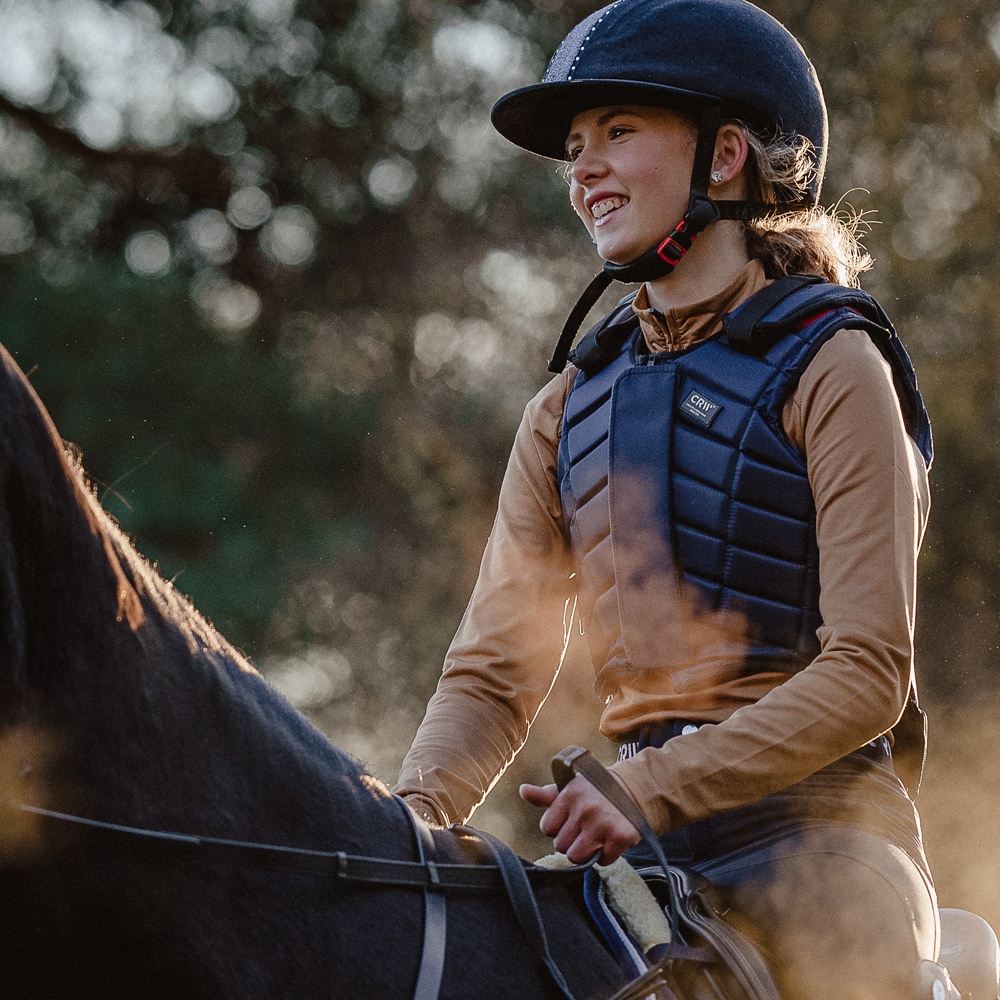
[632,260,769,354]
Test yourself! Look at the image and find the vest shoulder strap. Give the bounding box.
[567,292,640,377]
[721,273,826,346]
[723,275,933,468]
[722,273,891,351]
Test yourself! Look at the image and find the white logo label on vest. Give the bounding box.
[680,389,722,427]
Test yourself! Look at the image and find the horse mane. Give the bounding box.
[2,345,241,667]
[66,444,251,673]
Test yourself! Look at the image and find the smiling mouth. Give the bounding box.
[591,196,629,221]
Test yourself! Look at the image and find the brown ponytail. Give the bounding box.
[739,125,873,288]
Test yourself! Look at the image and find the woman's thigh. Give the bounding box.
[699,826,939,1000]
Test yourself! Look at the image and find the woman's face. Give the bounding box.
[566,105,697,266]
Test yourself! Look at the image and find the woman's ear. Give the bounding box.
[710,123,749,189]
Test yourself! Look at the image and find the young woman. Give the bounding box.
[394,1,938,996]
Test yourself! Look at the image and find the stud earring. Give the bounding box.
[711,171,723,183]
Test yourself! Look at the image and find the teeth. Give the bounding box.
[592,196,628,220]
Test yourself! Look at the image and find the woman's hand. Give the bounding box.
[519,773,641,864]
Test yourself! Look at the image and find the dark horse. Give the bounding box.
[0,344,626,1000]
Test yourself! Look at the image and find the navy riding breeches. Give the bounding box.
[622,735,938,1000]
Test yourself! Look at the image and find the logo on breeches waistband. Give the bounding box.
[680,390,722,427]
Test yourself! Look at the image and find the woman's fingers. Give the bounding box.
[518,782,558,808]
[522,773,641,864]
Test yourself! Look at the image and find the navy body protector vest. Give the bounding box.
[557,274,933,793]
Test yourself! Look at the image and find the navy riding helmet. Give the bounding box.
[491,0,828,289]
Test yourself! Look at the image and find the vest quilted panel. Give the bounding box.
[558,279,931,699]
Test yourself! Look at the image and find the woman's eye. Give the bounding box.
[609,126,631,139]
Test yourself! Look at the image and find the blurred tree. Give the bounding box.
[1,0,1000,919]
[0,0,613,780]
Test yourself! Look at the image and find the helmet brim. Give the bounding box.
[490,79,723,160]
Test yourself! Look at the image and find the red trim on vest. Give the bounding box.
[794,306,861,331]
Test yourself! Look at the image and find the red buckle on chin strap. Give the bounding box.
[656,219,699,267]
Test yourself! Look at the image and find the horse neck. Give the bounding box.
[34,546,409,857]
[0,361,130,725]
[0,348,408,862]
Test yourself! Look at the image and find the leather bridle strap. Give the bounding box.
[550,746,671,871]
[462,825,580,1000]
[17,803,593,890]
[20,802,596,1000]
[399,800,448,1000]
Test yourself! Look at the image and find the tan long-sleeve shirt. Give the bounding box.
[393,261,931,835]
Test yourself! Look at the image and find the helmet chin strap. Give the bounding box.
[547,104,792,372]
[604,103,723,284]
[548,104,723,372]
[601,191,720,284]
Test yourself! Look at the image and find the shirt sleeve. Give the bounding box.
[611,328,932,834]
[392,369,578,825]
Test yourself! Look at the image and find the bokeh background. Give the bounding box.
[1,0,999,932]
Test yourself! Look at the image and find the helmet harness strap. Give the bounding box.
[549,104,724,372]
[603,102,723,285]
[548,104,788,373]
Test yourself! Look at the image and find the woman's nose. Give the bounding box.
[570,144,608,184]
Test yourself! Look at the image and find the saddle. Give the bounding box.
[579,856,780,1000]
[551,747,782,1000]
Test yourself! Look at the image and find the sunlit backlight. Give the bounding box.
[275,19,323,77]
[0,3,57,105]
[227,185,273,229]
[259,204,317,266]
[989,13,1000,61]
[263,647,354,710]
[73,101,125,150]
[202,118,247,157]
[230,147,273,188]
[194,24,252,72]
[294,71,361,128]
[437,166,480,211]
[432,21,531,81]
[436,114,494,165]
[0,117,47,177]
[191,272,261,336]
[195,0,241,14]
[0,724,55,863]
[301,159,364,221]
[891,125,984,260]
[37,243,84,287]
[124,230,171,277]
[0,200,36,255]
[0,0,240,149]
[325,85,361,128]
[188,208,238,264]
[245,0,297,29]
[366,156,418,207]
[179,64,238,123]
[412,312,500,376]
[479,250,558,316]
